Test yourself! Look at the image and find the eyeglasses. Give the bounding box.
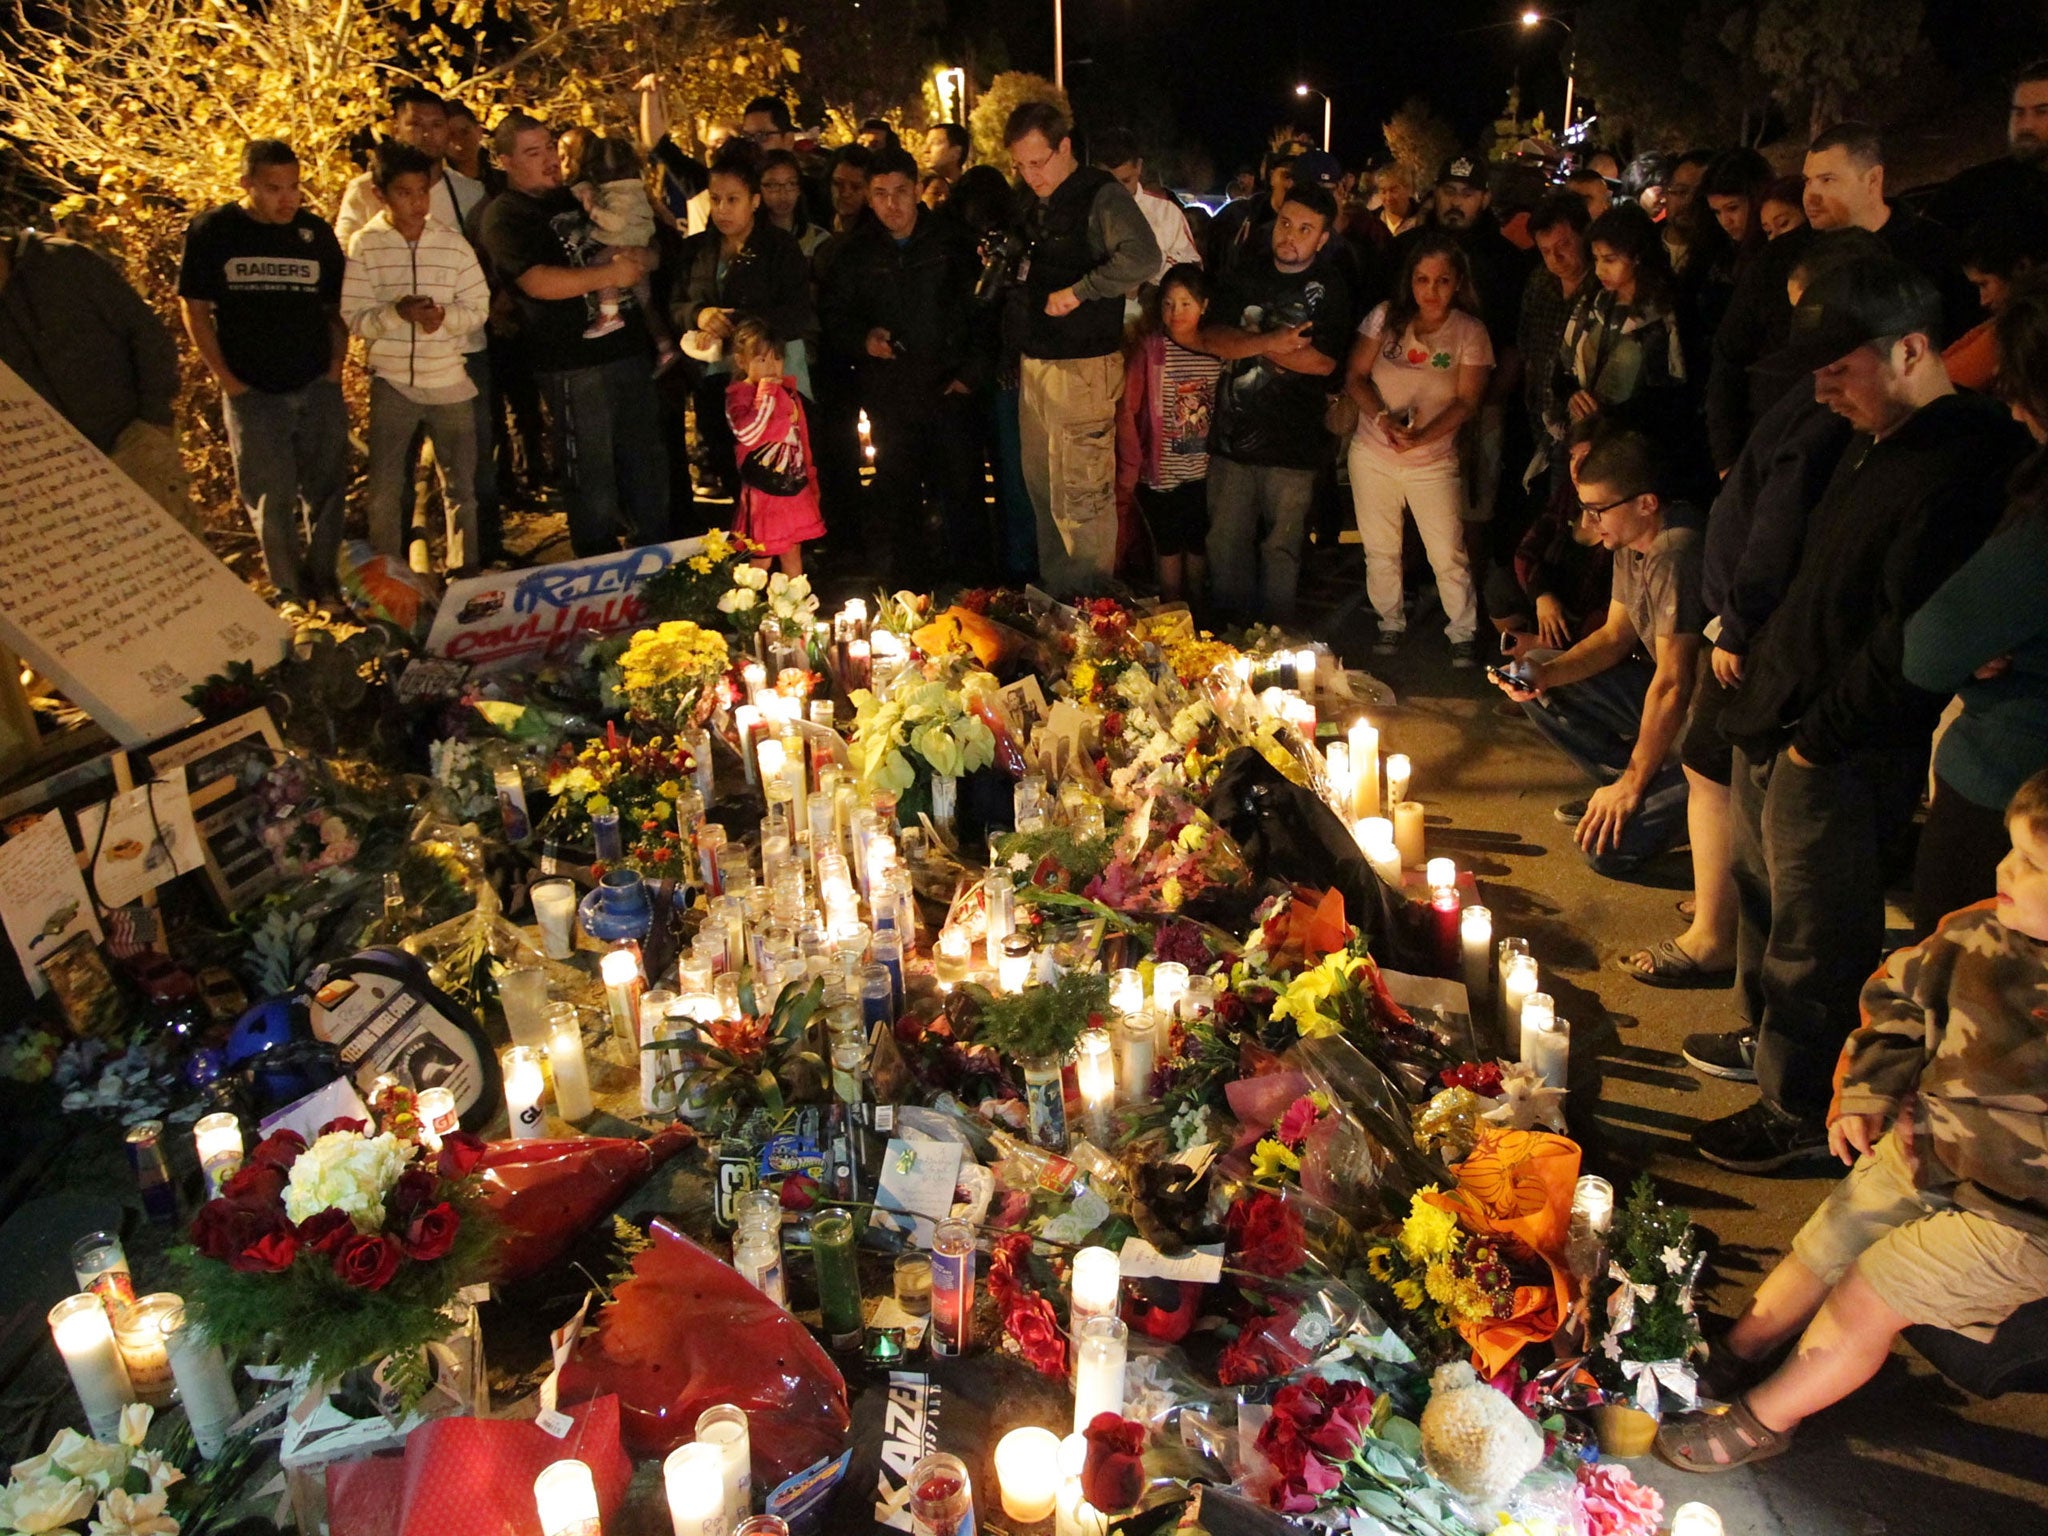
[1578,491,1646,519]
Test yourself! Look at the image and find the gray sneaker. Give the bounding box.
[1553,799,1587,825]
[1449,640,1478,669]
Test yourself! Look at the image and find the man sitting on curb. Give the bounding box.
[1489,425,1703,877]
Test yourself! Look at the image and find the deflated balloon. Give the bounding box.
[555,1219,850,1482]
[475,1125,695,1282]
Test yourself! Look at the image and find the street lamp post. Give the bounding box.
[1054,0,1064,88]
[1295,84,1332,155]
[1520,10,1576,135]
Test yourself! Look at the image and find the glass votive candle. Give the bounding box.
[1151,962,1189,1019]
[159,1301,238,1461]
[695,1403,753,1527]
[193,1112,244,1200]
[994,1426,1062,1524]
[933,929,971,992]
[531,878,578,959]
[534,1460,600,1536]
[663,1442,726,1536]
[112,1291,179,1406]
[48,1292,133,1441]
[416,1086,459,1151]
[1108,967,1145,1018]
[71,1231,135,1314]
[502,1045,548,1139]
[893,1252,934,1317]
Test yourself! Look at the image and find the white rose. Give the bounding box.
[0,1476,97,1534]
[282,1131,410,1227]
[89,1488,176,1536]
[47,1431,126,1492]
[116,1407,152,1452]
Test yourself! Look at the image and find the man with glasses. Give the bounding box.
[1490,426,1703,878]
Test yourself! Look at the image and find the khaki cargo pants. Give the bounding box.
[1019,352,1123,593]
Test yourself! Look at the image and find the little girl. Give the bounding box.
[1115,263,1222,606]
[567,133,679,368]
[726,317,825,575]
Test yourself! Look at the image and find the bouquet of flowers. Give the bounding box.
[250,755,359,875]
[541,730,700,873]
[615,621,731,729]
[633,529,757,629]
[1363,1191,1521,1352]
[719,566,819,632]
[178,1121,493,1400]
[1,1406,185,1536]
[986,1231,1068,1377]
[668,974,825,1121]
[846,677,997,798]
[1083,799,1249,917]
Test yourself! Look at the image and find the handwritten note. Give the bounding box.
[0,809,103,996]
[0,363,288,745]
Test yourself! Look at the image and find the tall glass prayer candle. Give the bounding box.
[601,946,646,1054]
[536,1460,602,1536]
[697,825,730,898]
[929,1218,975,1357]
[1497,936,1531,1008]
[1069,1246,1121,1341]
[113,1292,178,1406]
[664,1443,727,1536]
[1500,948,1537,1041]
[1518,991,1555,1063]
[590,810,623,865]
[1109,967,1145,1018]
[695,1404,752,1530]
[1294,649,1319,699]
[48,1293,133,1440]
[1528,1014,1570,1090]
[743,661,767,705]
[1113,1011,1158,1106]
[160,1302,237,1461]
[908,1453,974,1536]
[1459,906,1493,1017]
[71,1231,135,1314]
[500,964,551,1050]
[1429,879,1463,976]
[193,1113,244,1200]
[541,1005,593,1122]
[640,988,679,1116]
[871,929,904,1010]
[994,1427,1062,1524]
[1075,1030,1117,1147]
[417,1086,460,1150]
[1393,800,1427,870]
[1384,753,1412,816]
[811,1209,864,1349]
[125,1122,176,1227]
[933,930,971,993]
[860,965,895,1033]
[502,1046,548,1139]
[733,1521,789,1536]
[1071,1315,1128,1434]
[1056,1478,1108,1536]
[1348,719,1380,819]
[533,878,578,959]
[1151,962,1189,1019]
[984,872,1014,966]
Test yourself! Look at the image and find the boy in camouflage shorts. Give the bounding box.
[1657,766,2048,1473]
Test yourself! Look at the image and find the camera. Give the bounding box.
[974,229,1029,304]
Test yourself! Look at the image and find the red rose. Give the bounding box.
[779,1173,819,1211]
[1004,1294,1068,1378]
[232,1228,298,1273]
[220,1161,286,1206]
[319,1117,370,1137]
[297,1208,355,1257]
[389,1167,438,1219]
[334,1233,402,1290]
[191,1197,290,1262]
[1224,1191,1307,1278]
[437,1132,487,1179]
[1081,1413,1148,1512]
[248,1128,307,1173]
[400,1202,460,1261]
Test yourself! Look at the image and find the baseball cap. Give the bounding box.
[1436,153,1487,189]
[1291,150,1342,189]
[1781,254,1945,373]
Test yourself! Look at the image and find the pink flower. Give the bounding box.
[1275,1094,1321,1147]
[1573,1461,1664,1536]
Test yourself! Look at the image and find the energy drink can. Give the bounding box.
[125,1121,177,1225]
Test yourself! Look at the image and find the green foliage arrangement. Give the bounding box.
[667,974,826,1118]
[1589,1174,1705,1388]
[971,967,1111,1063]
[994,826,1116,889]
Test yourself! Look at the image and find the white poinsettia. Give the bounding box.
[88,1489,176,1536]
[282,1130,410,1227]
[0,1475,97,1534]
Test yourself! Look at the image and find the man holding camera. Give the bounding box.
[1002,101,1161,593]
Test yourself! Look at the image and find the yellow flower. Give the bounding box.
[656,780,682,799]
[1251,1138,1301,1183]
[1398,1191,1459,1263]
[1393,1279,1426,1312]
[1177,822,1209,852]
[1161,876,1185,910]
[1070,661,1098,696]
[1366,1248,1395,1282]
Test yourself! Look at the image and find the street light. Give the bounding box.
[1295,83,1332,155]
[1520,11,1577,135]
[1054,0,1064,87]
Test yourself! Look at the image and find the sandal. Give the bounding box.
[1620,938,1735,990]
[1655,1396,1794,1474]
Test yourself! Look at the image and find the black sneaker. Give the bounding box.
[1373,628,1405,657]
[1694,1101,1830,1173]
[1684,1028,1758,1082]
[1553,799,1587,824]
[1449,640,1478,669]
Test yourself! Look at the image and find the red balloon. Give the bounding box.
[474,1125,695,1283]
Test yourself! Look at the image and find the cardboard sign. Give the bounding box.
[144,709,287,910]
[0,362,289,746]
[76,768,206,909]
[424,537,707,671]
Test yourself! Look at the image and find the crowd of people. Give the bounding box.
[6,60,2048,1473]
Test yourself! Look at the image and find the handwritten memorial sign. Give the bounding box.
[0,363,289,745]
[424,536,707,671]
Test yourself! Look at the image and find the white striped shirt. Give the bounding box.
[335,168,487,351]
[341,213,489,403]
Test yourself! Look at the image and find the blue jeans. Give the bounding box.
[222,377,349,600]
[1205,457,1316,626]
[542,354,670,554]
[1519,652,1690,876]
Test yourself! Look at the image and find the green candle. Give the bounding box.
[811,1210,863,1348]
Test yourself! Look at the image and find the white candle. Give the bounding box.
[754,738,789,809]
[1294,648,1318,696]
[1425,857,1456,893]
[535,1459,602,1536]
[1392,800,1426,870]
[1503,955,1539,1056]
[694,1404,752,1532]
[664,1442,728,1536]
[1114,1012,1158,1106]
[1056,1478,1109,1536]
[416,1086,458,1151]
[1385,753,1412,815]
[1669,1504,1725,1536]
[503,1046,548,1139]
[1151,962,1189,1020]
[601,947,645,1053]
[1109,967,1145,1019]
[1572,1175,1615,1236]
[1460,906,1493,1013]
[160,1302,237,1461]
[734,704,763,788]
[1075,1031,1116,1147]
[1071,1315,1127,1434]
[640,989,678,1117]
[743,661,767,705]
[994,1427,1062,1524]
[1529,1015,1571,1090]
[193,1113,243,1200]
[1358,825,1403,890]
[1347,720,1379,820]
[1070,1246,1120,1330]
[48,1293,133,1440]
[1519,991,1555,1063]
[546,1007,594,1121]
[532,879,579,959]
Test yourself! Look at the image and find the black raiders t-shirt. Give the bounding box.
[477,186,651,373]
[176,204,344,394]
[1209,250,1354,470]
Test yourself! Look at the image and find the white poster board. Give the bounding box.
[0,808,103,996]
[424,536,706,672]
[0,362,290,746]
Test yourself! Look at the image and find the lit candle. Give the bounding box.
[1071,1315,1127,1435]
[160,1301,237,1461]
[1425,857,1456,893]
[1325,740,1354,821]
[846,638,870,691]
[1528,1015,1571,1091]
[48,1292,133,1440]
[1669,1504,1725,1536]
[754,738,789,810]
[1519,991,1555,1063]
[535,1459,602,1536]
[640,988,678,1117]
[1294,648,1318,699]
[1392,800,1427,870]
[743,661,767,705]
[1460,906,1493,1015]
[545,1005,594,1122]
[532,879,578,959]
[1429,878,1462,976]
[1075,1031,1116,1147]
[1356,822,1403,890]
[994,1427,1062,1524]
[1070,1246,1121,1335]
[1151,962,1189,1019]
[1385,753,1412,814]
[1113,1011,1157,1106]
[1503,955,1539,1055]
[601,947,645,1053]
[1572,1175,1615,1237]
[1231,654,1253,690]
[503,1045,548,1139]
[416,1086,459,1151]
[1108,967,1145,1019]
[1056,1478,1108,1536]
[695,1404,752,1532]
[664,1443,727,1536]
[193,1113,244,1200]
[112,1292,178,1406]
[734,704,763,788]
[933,929,971,993]
[1347,720,1379,820]
[999,933,1035,996]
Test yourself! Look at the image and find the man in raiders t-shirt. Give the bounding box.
[178,138,348,603]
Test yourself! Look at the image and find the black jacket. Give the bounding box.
[673,221,817,349]
[1720,391,2027,765]
[1705,228,1812,473]
[819,208,985,405]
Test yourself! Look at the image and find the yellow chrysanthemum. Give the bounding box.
[1398,1190,1460,1263]
[1393,1279,1426,1312]
[1250,1138,1302,1183]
